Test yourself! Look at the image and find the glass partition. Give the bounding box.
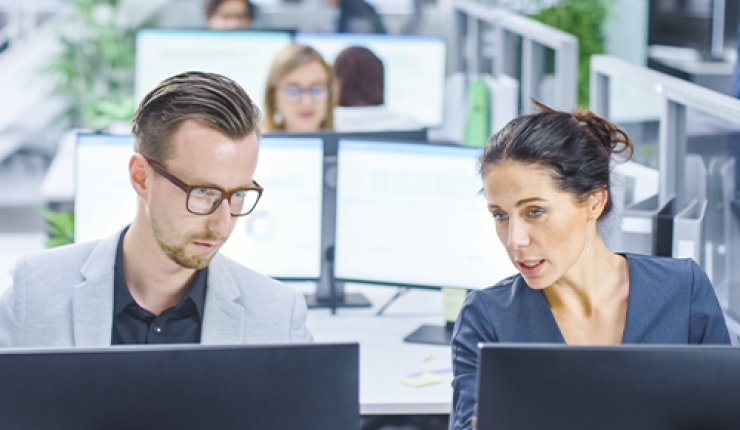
[684,106,740,319]
[453,0,578,114]
[591,55,740,337]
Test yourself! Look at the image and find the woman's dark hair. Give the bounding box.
[334,46,384,106]
[479,101,634,221]
[205,0,256,21]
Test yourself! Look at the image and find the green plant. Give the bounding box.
[528,0,612,108]
[40,210,74,248]
[44,0,139,130]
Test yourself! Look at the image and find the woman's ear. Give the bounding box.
[129,154,150,201]
[587,187,609,219]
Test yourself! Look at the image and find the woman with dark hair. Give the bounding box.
[450,102,731,430]
[322,0,386,34]
[205,0,257,30]
[332,46,420,132]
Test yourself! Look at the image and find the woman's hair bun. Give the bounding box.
[570,108,634,159]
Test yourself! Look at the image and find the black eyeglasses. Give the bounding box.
[144,156,263,216]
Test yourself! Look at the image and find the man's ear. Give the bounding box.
[129,154,150,201]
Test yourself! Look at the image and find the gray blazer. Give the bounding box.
[0,232,313,347]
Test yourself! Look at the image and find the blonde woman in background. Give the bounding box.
[263,44,334,133]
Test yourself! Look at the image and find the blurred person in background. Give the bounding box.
[205,0,257,30]
[263,44,334,133]
[321,0,386,34]
[333,46,420,132]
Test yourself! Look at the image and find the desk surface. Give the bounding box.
[300,283,454,415]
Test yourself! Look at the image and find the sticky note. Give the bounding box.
[443,288,469,323]
[401,372,442,388]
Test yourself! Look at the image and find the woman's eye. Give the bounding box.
[527,209,544,218]
[491,212,508,221]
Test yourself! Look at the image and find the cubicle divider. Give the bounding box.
[451,0,578,115]
[590,55,740,332]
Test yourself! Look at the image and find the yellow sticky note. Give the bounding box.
[401,372,442,388]
[443,288,469,323]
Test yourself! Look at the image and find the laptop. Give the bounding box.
[477,343,740,430]
[0,343,359,430]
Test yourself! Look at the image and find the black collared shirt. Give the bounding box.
[111,229,208,345]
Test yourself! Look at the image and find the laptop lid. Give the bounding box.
[477,343,740,430]
[0,343,359,430]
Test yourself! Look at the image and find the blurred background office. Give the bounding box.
[2,0,740,429]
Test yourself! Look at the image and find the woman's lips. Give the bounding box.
[517,259,545,276]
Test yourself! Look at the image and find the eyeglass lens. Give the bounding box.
[188,187,261,216]
[283,85,328,101]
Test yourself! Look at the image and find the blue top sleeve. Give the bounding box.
[688,260,732,344]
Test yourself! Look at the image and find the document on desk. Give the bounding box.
[402,372,442,388]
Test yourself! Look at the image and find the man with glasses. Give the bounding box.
[0,72,313,347]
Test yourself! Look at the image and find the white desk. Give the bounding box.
[302,283,454,416]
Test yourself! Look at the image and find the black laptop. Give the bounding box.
[0,343,359,430]
[477,343,740,430]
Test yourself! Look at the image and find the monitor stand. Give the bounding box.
[304,285,372,309]
[404,322,454,346]
[403,288,468,345]
[305,246,371,313]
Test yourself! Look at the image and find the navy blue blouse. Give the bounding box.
[450,253,731,430]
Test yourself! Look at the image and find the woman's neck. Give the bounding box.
[544,238,628,317]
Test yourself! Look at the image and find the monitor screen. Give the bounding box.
[294,33,446,127]
[74,134,324,280]
[333,140,517,290]
[74,134,137,244]
[135,29,293,112]
[0,344,359,430]
[219,137,324,280]
[477,344,740,430]
[648,0,715,55]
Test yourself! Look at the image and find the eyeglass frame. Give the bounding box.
[278,84,330,103]
[143,156,263,217]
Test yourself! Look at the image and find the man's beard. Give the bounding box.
[151,213,226,270]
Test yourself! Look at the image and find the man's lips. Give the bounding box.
[193,241,222,252]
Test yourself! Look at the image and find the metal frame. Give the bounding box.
[452,0,578,113]
[0,1,67,49]
[590,55,740,210]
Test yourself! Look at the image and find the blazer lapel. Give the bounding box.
[73,233,119,347]
[201,254,245,345]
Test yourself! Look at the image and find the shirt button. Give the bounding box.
[153,326,162,334]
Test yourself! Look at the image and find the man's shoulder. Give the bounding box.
[18,241,100,274]
[212,254,297,298]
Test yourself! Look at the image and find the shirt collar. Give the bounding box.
[113,227,208,321]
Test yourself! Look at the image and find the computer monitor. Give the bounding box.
[0,343,359,430]
[264,130,429,311]
[334,140,517,290]
[477,344,740,430]
[648,0,731,59]
[74,134,324,281]
[219,136,324,280]
[294,33,446,127]
[74,134,137,244]
[135,29,293,111]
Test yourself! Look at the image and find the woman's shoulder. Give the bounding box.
[623,252,698,278]
[465,274,527,310]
